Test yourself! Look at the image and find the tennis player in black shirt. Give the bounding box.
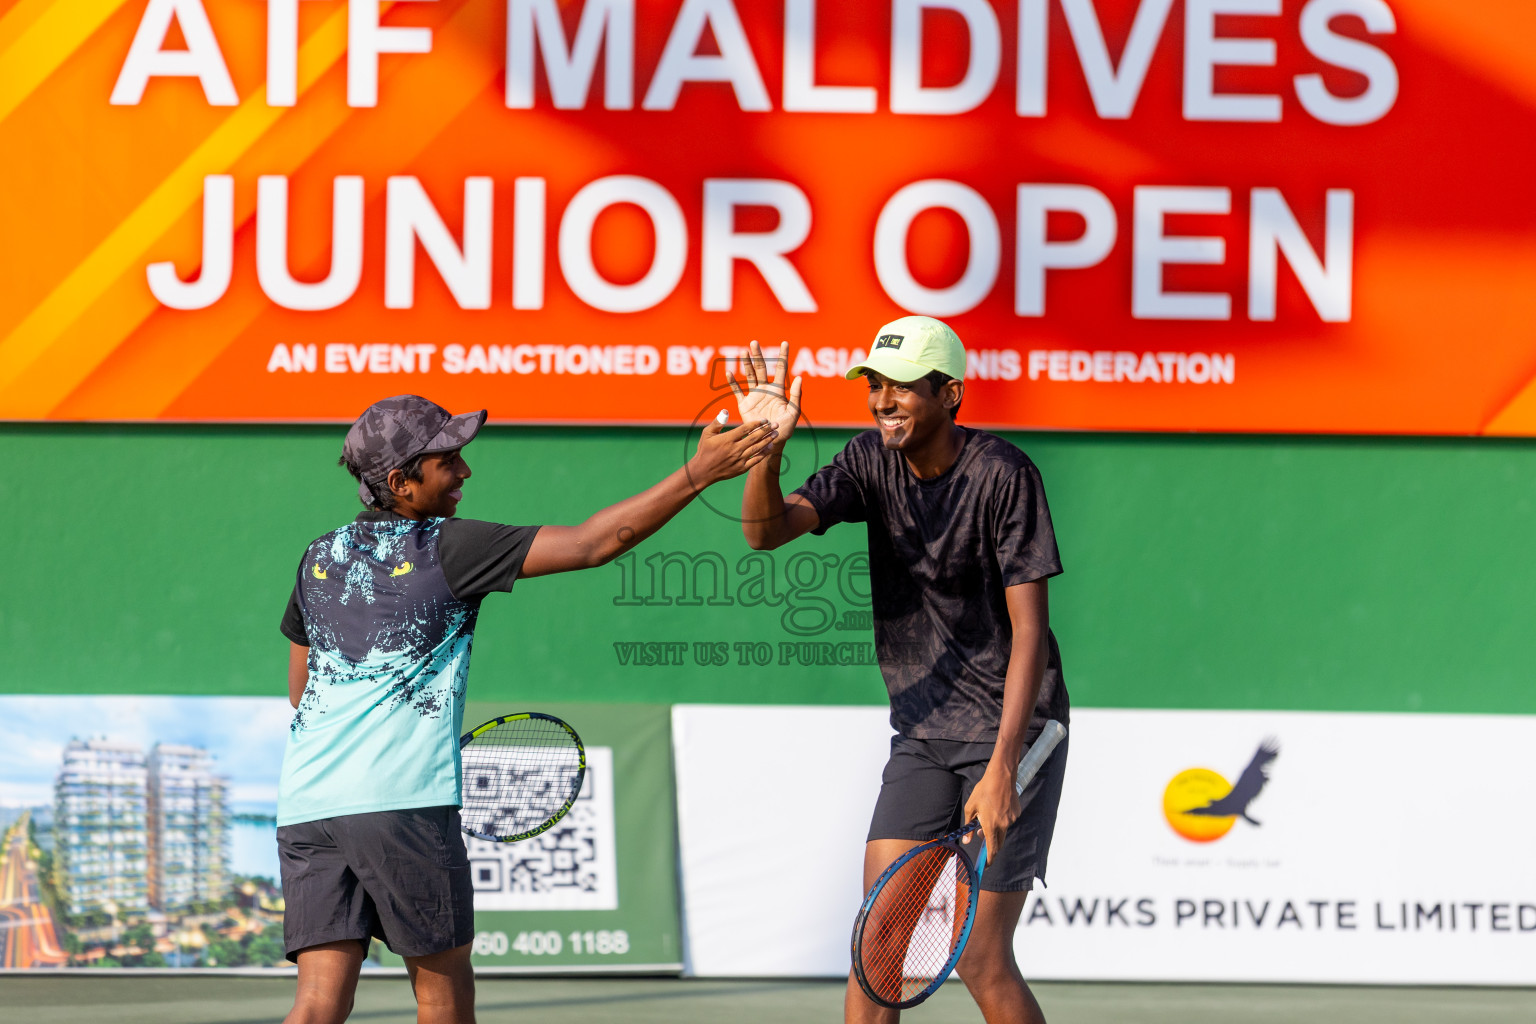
[730,316,1069,1024]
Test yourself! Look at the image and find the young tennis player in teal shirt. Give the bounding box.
[278,395,775,1024]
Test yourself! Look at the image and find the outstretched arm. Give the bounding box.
[520,419,777,578]
[741,452,821,550]
[963,580,1050,858]
[729,341,820,549]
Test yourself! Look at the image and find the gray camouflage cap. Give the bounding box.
[343,395,486,506]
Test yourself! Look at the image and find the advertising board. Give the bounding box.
[673,704,1536,984]
[0,697,681,972]
[4,1,1533,431]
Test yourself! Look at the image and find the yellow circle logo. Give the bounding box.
[1163,768,1237,842]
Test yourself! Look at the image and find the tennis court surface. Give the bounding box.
[3,976,1532,1023]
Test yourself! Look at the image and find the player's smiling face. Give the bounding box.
[864,370,950,451]
[395,449,471,519]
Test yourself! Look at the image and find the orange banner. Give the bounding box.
[2,0,1533,431]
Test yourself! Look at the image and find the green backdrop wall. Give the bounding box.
[5,424,1534,714]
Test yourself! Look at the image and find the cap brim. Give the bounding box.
[423,409,487,454]
[843,352,934,382]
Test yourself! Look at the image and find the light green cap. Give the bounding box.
[843,315,966,382]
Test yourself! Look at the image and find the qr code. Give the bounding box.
[463,746,618,911]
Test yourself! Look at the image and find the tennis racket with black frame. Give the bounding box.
[457,712,586,843]
[850,719,1067,1010]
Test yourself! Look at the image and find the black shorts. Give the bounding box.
[276,806,475,961]
[867,732,1068,892]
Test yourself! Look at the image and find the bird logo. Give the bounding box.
[391,562,414,577]
[311,562,327,580]
[1162,739,1280,843]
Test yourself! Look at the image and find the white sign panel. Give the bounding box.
[1024,709,1536,984]
[672,706,1536,984]
[672,705,892,976]
[466,747,618,911]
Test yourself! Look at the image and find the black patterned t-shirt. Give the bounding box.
[792,428,1067,742]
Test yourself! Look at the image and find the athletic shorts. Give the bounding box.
[867,732,1068,893]
[276,806,475,961]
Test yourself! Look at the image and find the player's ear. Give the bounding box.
[943,380,963,412]
[387,467,412,497]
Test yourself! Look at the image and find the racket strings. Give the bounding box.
[460,717,583,839]
[858,845,973,1004]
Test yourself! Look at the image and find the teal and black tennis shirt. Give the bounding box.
[277,511,539,827]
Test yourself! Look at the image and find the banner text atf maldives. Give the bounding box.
[1,0,1532,431]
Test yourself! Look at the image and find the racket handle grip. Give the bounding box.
[1014,720,1066,795]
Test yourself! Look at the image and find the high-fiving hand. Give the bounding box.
[726,341,803,445]
[690,418,778,487]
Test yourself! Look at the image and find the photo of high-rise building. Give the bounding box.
[147,744,229,912]
[53,740,149,919]
[1,697,291,968]
[53,740,234,917]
